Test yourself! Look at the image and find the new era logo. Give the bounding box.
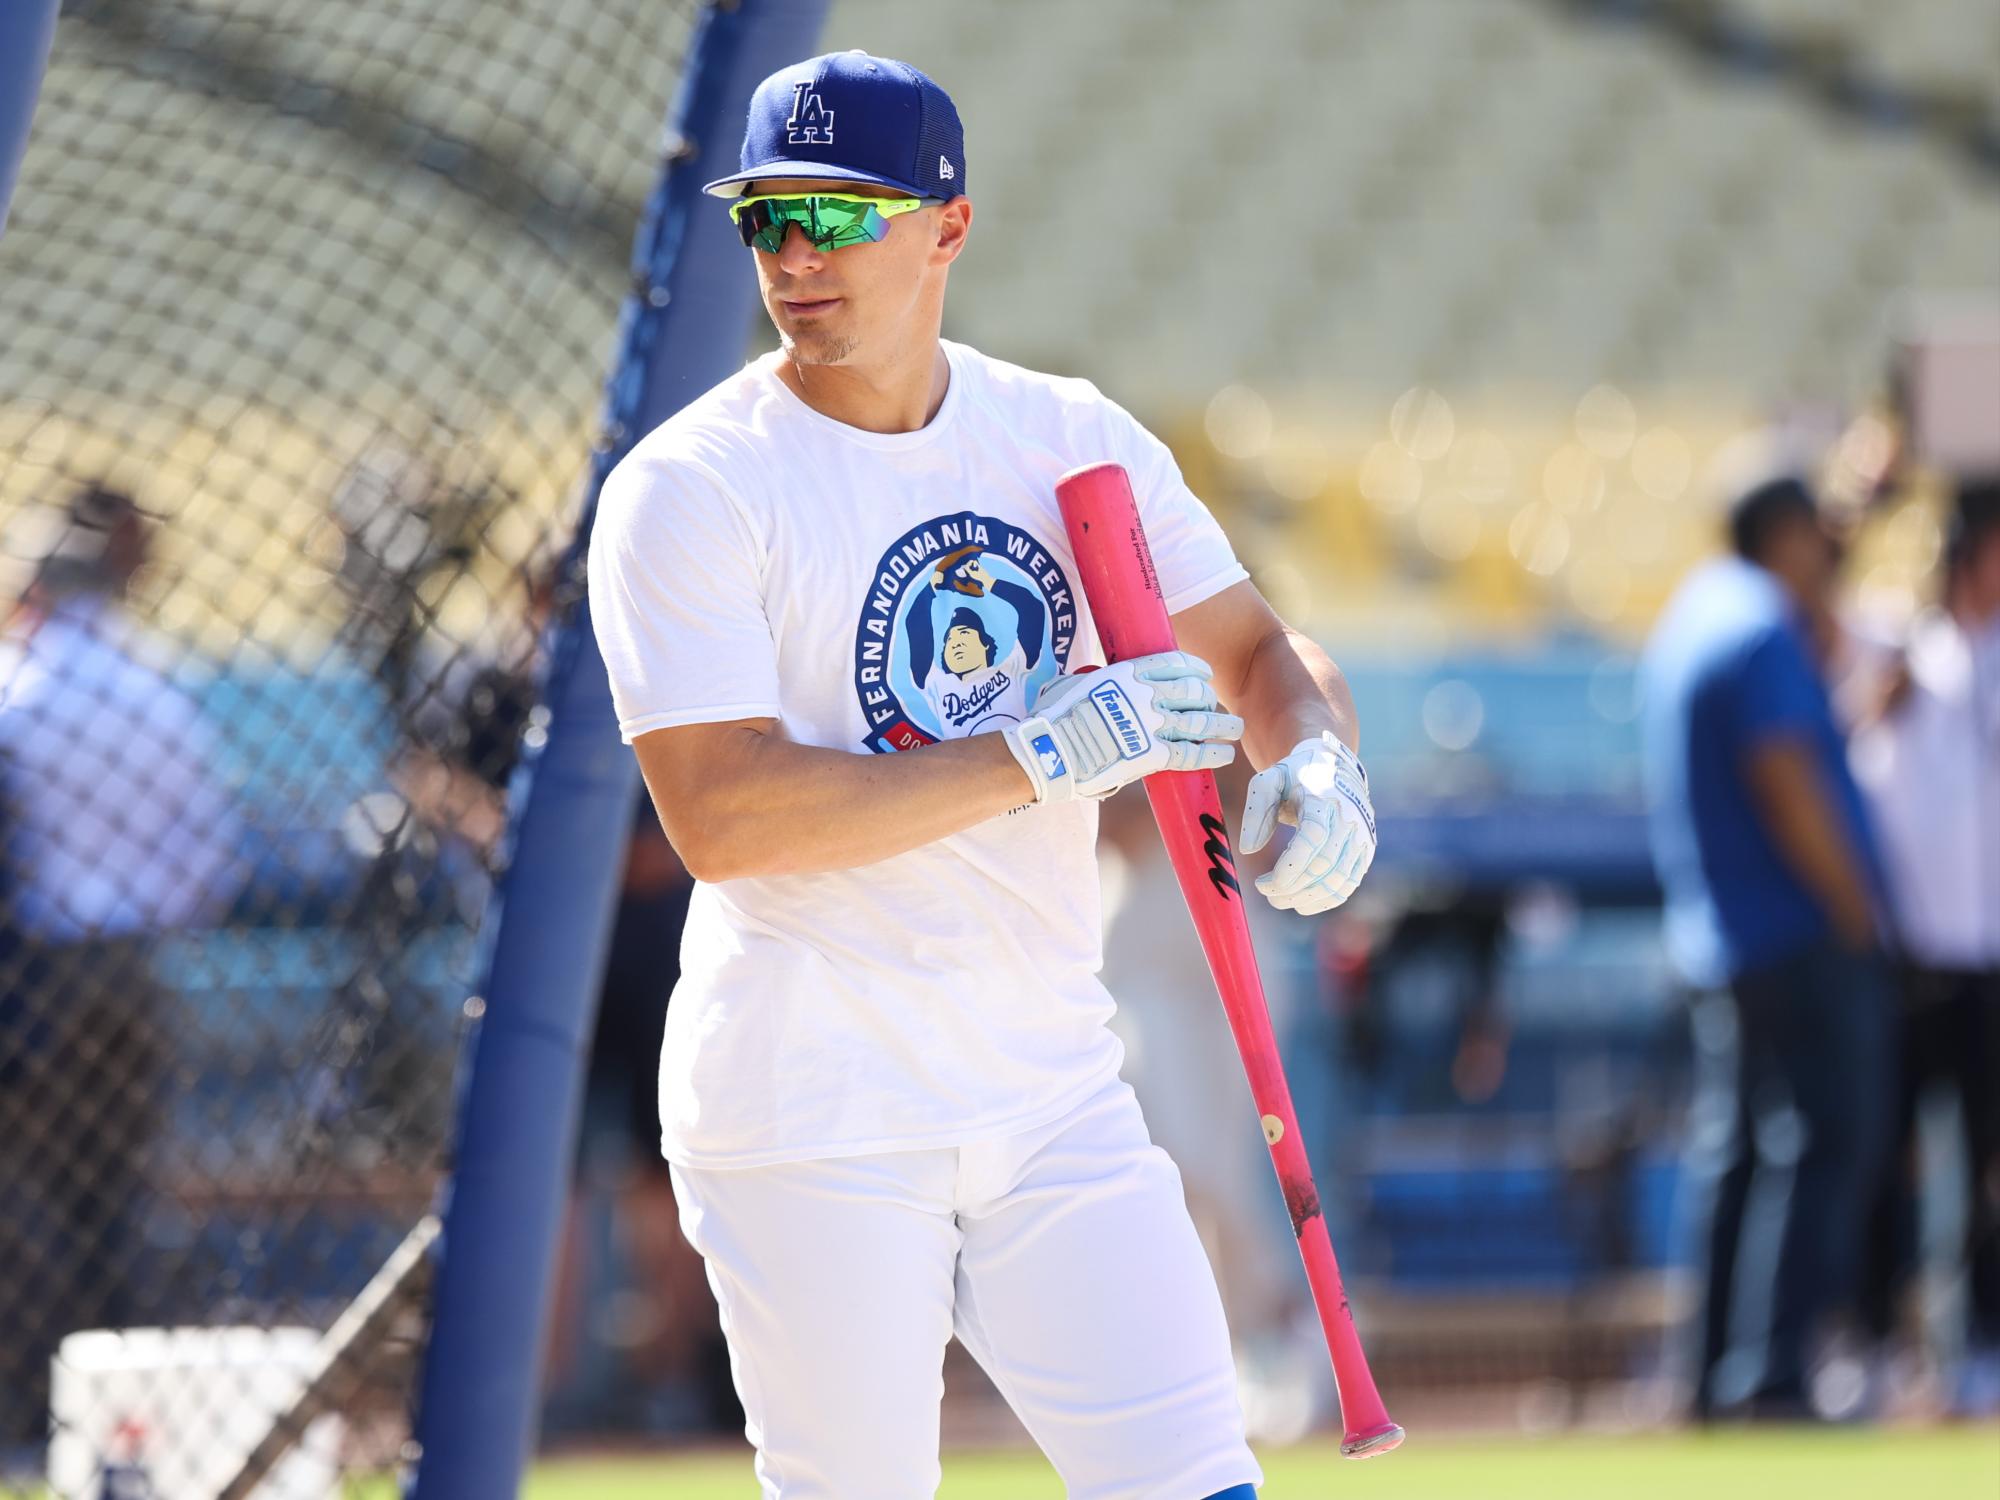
[938,155,955,181]
[787,81,834,145]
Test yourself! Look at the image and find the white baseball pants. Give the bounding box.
[670,1077,1263,1499]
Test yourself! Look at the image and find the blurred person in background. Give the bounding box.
[215,437,538,900]
[546,794,738,1437]
[1850,478,2000,1416]
[241,457,546,1170]
[1350,889,1513,1113]
[1641,462,1892,1422]
[326,440,542,861]
[0,483,245,1450]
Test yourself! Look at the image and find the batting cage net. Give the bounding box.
[0,0,696,1487]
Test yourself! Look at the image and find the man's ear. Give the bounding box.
[933,197,972,264]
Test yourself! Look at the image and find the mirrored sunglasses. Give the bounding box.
[728,192,929,254]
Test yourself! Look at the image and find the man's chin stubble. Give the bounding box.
[780,327,857,366]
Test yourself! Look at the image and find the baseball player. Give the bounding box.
[587,50,1378,1500]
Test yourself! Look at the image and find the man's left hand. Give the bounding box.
[1239,731,1377,914]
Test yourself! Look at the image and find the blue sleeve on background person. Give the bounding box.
[1728,620,1824,752]
[1641,560,1866,981]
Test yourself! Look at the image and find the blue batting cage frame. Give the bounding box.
[0,0,60,239]
[408,2,828,1493]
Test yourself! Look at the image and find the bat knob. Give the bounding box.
[1339,1421,1405,1459]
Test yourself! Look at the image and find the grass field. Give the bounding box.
[409,1426,2000,1499]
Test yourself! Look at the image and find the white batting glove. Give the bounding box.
[1003,651,1243,804]
[1240,731,1377,914]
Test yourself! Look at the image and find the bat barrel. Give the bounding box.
[1054,463,1176,661]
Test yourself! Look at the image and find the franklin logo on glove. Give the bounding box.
[1002,650,1243,805]
[1091,681,1147,759]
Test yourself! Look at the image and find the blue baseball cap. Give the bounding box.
[702,50,966,200]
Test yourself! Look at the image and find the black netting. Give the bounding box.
[0,0,697,1487]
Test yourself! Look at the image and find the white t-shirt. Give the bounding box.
[1850,611,2000,969]
[587,340,1247,1168]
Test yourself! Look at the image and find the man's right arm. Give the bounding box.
[1741,737,1877,950]
[593,460,1236,880]
[635,651,1244,883]
[1729,620,1877,951]
[634,718,1033,883]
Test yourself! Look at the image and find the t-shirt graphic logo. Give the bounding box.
[853,513,1077,754]
[787,81,835,145]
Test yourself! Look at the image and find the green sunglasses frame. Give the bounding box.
[728,191,929,254]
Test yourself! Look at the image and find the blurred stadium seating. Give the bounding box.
[825,0,1998,645]
[828,0,1998,404]
[1711,0,2000,114]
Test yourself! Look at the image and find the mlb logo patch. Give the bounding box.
[1031,732,1067,780]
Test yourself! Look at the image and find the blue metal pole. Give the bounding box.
[408,3,827,1495]
[0,0,61,240]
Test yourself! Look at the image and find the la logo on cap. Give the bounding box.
[787,80,834,145]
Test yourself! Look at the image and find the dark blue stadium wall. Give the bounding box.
[408,2,829,1493]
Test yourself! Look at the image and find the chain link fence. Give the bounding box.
[0,0,698,1486]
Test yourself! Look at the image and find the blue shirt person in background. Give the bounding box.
[0,484,247,1450]
[1642,468,1892,1422]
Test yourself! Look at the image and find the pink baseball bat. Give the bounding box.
[1056,461,1403,1459]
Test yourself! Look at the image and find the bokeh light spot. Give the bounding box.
[1359,441,1424,514]
[1446,428,1514,507]
[1885,500,1942,573]
[1631,426,1694,501]
[1204,384,1273,460]
[1422,679,1485,751]
[1418,492,1482,560]
[1390,385,1455,462]
[1265,426,1334,504]
[1568,554,1631,623]
[1575,383,1637,458]
[1587,655,1641,722]
[1508,502,1572,576]
[1543,443,1606,514]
